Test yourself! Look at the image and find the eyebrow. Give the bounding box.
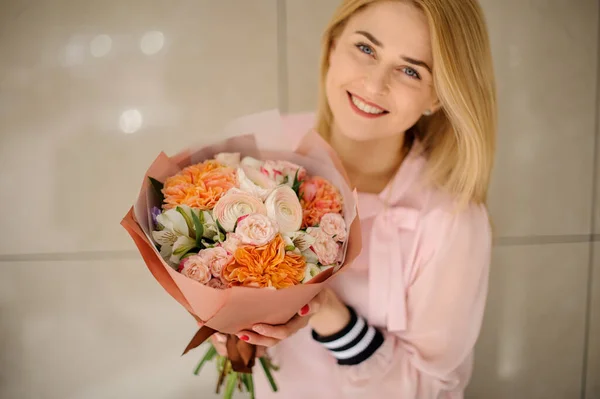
[355,30,433,74]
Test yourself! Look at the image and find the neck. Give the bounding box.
[330,123,408,193]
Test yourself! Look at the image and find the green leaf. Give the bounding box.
[193,344,217,376]
[190,211,204,247]
[224,372,238,399]
[176,206,195,239]
[259,357,278,392]
[148,177,165,205]
[291,169,302,197]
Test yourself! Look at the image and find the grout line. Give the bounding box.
[581,5,600,398]
[276,0,289,113]
[0,234,598,263]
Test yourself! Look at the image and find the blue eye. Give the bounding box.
[356,43,374,56]
[402,67,421,80]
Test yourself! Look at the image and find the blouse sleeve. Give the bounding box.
[312,203,492,397]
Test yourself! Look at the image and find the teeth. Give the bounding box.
[351,95,385,114]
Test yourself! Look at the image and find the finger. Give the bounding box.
[298,289,328,317]
[209,334,228,356]
[253,315,309,340]
[256,346,267,358]
[236,330,280,347]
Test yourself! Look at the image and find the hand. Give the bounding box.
[235,288,351,347]
[209,333,267,357]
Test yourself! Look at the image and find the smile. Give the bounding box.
[347,92,388,118]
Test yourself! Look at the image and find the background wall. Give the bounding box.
[0,1,598,398]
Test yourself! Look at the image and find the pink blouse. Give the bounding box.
[253,113,492,399]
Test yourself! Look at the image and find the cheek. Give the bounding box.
[328,49,363,88]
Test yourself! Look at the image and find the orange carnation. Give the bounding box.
[162,160,237,210]
[223,235,306,289]
[299,176,343,228]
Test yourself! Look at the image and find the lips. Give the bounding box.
[347,91,389,118]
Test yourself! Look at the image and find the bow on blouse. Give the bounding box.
[364,201,421,333]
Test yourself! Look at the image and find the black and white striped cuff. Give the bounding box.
[311,306,385,366]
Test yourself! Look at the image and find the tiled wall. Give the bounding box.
[0,1,598,398]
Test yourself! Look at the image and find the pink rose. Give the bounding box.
[180,255,211,284]
[308,227,340,266]
[207,278,228,289]
[320,213,347,242]
[199,247,233,279]
[235,213,279,246]
[222,232,243,254]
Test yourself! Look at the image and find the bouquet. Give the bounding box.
[121,110,361,398]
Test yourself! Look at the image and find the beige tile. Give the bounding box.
[285,0,340,112]
[0,259,223,399]
[285,0,598,237]
[0,0,279,255]
[466,243,589,399]
[586,243,600,398]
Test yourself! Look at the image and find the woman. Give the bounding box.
[213,0,496,397]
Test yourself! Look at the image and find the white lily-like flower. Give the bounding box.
[302,263,321,284]
[301,247,319,265]
[152,208,196,264]
[284,231,316,252]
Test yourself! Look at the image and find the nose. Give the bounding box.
[363,65,389,96]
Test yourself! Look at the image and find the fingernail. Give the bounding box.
[239,335,249,342]
[300,304,310,316]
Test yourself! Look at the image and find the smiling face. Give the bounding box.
[325,1,439,142]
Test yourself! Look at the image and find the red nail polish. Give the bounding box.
[239,335,249,341]
[300,305,310,316]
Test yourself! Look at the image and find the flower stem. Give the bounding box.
[193,344,217,375]
[223,372,238,399]
[259,357,278,392]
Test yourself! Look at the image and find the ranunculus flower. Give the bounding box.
[162,160,237,211]
[235,213,279,246]
[299,176,343,228]
[213,188,267,232]
[264,186,303,233]
[198,247,233,279]
[223,234,306,289]
[180,255,212,284]
[215,152,241,168]
[308,227,340,266]
[237,165,277,200]
[222,232,243,254]
[319,212,347,242]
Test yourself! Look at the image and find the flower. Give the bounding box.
[283,231,315,252]
[162,160,237,211]
[215,152,241,168]
[152,208,196,264]
[320,212,347,242]
[179,255,212,284]
[198,247,233,279]
[235,213,279,246]
[308,227,340,266]
[264,186,303,233]
[299,176,343,228]
[222,232,243,254]
[207,278,228,289]
[223,235,306,289]
[213,188,267,232]
[261,160,307,186]
[237,165,277,200]
[302,263,321,283]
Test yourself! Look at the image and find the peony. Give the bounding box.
[237,165,277,200]
[179,255,212,284]
[235,213,279,246]
[308,227,340,266]
[207,278,228,289]
[213,188,267,232]
[215,152,241,168]
[198,247,233,279]
[162,160,237,210]
[223,235,306,289]
[264,186,303,233]
[319,212,347,242]
[222,232,243,254]
[299,176,343,228]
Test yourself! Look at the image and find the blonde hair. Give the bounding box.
[316,0,497,206]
